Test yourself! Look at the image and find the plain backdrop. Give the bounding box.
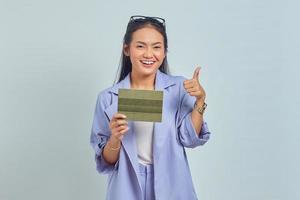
[0,0,299,200]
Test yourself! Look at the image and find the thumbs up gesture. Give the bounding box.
[183,66,206,102]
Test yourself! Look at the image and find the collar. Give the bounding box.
[109,70,176,94]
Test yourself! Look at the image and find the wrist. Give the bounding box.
[194,101,207,115]
[196,98,205,105]
[108,137,121,149]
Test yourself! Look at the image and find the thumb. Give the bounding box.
[193,66,201,79]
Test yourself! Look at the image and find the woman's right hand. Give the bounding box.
[103,113,129,163]
[109,113,129,141]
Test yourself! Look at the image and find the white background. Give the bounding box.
[0,0,299,199]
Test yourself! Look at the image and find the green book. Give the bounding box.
[118,89,163,122]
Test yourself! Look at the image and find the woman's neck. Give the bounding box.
[130,71,156,90]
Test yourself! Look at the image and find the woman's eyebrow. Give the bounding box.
[136,41,163,45]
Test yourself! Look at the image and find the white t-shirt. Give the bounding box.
[133,121,154,165]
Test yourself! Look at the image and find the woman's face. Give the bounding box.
[124,27,166,77]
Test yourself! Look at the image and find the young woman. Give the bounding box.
[90,15,211,200]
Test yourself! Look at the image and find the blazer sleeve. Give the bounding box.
[90,91,118,174]
[176,77,211,148]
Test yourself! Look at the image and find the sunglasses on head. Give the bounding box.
[129,15,165,26]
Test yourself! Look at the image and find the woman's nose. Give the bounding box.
[143,48,153,58]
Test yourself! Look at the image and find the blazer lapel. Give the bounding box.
[104,74,142,194]
[152,70,176,161]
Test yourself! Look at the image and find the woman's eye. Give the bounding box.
[154,46,161,49]
[137,45,144,48]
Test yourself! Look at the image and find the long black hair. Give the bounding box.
[114,16,170,83]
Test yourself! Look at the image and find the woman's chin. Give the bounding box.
[135,66,158,76]
[142,68,158,76]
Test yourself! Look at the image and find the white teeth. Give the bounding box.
[141,60,154,64]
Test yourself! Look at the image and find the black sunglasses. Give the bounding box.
[129,15,165,26]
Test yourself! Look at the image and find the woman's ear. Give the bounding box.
[123,44,130,56]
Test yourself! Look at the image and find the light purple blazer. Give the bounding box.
[90,70,211,200]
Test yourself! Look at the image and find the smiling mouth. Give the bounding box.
[140,60,155,66]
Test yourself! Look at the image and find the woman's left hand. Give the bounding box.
[183,66,206,102]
